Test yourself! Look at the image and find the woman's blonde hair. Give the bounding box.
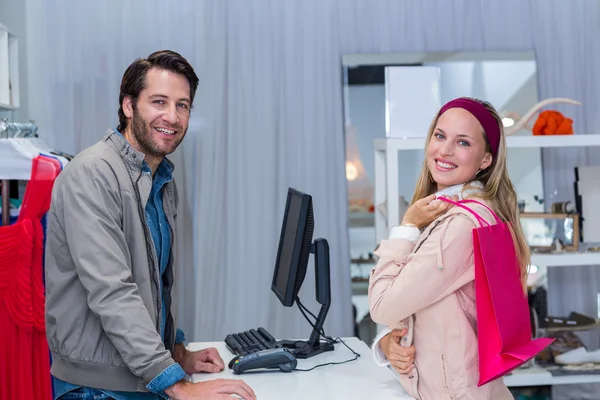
[411,99,530,292]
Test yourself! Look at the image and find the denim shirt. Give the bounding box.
[53,134,186,400]
[142,161,186,344]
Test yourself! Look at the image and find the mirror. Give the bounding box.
[520,213,579,252]
[343,51,544,284]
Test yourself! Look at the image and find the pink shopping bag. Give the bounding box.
[441,198,554,386]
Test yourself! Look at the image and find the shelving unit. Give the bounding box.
[372,133,600,286]
[374,134,600,243]
[531,252,600,267]
[0,23,20,110]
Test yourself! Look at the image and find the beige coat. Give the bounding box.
[369,200,514,400]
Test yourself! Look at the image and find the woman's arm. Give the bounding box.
[371,327,393,366]
[368,213,476,327]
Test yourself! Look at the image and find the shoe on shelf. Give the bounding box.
[535,331,585,363]
[554,346,600,365]
[544,312,600,332]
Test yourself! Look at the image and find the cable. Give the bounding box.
[295,299,329,341]
[296,297,319,321]
[291,296,361,372]
[293,336,361,372]
[295,297,333,343]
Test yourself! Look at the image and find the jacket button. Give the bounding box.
[132,154,136,158]
[409,375,414,379]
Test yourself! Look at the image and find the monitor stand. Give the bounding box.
[277,238,335,359]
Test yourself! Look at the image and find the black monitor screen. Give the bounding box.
[272,188,313,307]
[274,194,301,293]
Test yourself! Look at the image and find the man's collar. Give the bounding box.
[153,158,174,180]
[110,127,175,172]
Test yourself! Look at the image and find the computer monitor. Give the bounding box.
[271,188,313,307]
[271,188,334,359]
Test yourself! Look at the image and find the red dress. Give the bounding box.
[0,155,60,400]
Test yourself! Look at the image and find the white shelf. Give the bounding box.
[0,23,19,110]
[503,366,600,387]
[0,102,18,110]
[375,134,600,152]
[349,212,375,228]
[531,252,600,267]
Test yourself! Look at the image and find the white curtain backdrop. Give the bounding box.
[24,0,600,358]
[24,0,354,342]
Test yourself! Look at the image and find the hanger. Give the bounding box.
[1,120,69,226]
[0,138,36,180]
[7,125,70,169]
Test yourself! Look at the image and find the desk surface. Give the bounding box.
[188,337,412,400]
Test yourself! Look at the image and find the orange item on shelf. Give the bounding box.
[532,110,574,135]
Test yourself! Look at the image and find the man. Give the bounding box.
[45,50,256,400]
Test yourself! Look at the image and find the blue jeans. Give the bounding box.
[56,387,115,399]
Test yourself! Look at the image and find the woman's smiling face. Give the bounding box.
[426,108,493,191]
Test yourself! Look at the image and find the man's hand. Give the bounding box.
[381,328,415,374]
[165,379,256,400]
[401,194,458,229]
[176,345,225,374]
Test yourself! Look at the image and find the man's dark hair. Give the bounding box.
[117,50,199,132]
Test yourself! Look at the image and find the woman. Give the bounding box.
[368,97,529,399]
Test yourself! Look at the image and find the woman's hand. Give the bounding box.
[381,328,415,374]
[401,194,458,229]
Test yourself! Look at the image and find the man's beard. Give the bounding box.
[131,110,185,157]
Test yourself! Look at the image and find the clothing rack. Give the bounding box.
[1,119,39,226]
[0,119,39,138]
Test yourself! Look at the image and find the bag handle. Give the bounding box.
[437,196,491,227]
[438,197,504,227]
[458,199,502,224]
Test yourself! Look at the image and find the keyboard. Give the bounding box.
[225,327,280,356]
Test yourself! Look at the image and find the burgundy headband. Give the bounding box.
[438,97,501,158]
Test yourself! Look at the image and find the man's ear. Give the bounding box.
[481,152,493,170]
[123,96,134,119]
